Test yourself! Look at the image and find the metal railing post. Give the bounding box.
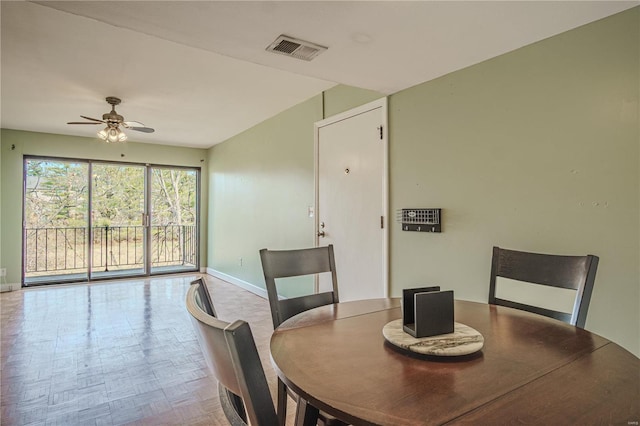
[104,225,109,272]
[182,225,186,265]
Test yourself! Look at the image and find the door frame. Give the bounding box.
[313,97,389,296]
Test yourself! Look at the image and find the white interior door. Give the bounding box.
[315,99,388,301]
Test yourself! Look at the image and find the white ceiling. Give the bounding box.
[1,1,636,149]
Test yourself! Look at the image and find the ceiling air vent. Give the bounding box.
[266,35,327,61]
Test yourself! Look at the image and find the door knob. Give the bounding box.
[317,230,326,238]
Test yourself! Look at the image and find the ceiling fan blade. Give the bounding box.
[122,121,145,128]
[80,115,105,123]
[129,126,155,133]
[67,121,102,125]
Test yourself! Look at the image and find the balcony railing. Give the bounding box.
[24,225,197,276]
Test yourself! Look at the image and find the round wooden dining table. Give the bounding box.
[270,298,639,425]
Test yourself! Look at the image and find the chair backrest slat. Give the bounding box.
[489,246,599,328]
[260,247,334,278]
[278,292,337,324]
[493,250,591,289]
[493,298,573,324]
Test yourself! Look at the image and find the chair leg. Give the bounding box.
[294,397,320,426]
[277,378,287,426]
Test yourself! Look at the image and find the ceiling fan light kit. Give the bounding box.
[98,126,127,143]
[67,97,154,143]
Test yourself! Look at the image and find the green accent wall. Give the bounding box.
[389,7,638,355]
[207,8,639,355]
[208,96,321,296]
[0,136,2,275]
[322,85,385,118]
[0,129,209,284]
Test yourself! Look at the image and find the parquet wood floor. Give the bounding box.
[0,274,294,425]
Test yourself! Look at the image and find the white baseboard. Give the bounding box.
[206,268,268,299]
[0,283,20,292]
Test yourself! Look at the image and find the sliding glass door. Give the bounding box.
[91,163,147,278]
[150,167,198,274]
[24,159,90,284]
[23,157,199,285]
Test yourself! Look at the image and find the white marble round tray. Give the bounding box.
[382,319,484,356]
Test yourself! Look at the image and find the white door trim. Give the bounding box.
[313,97,389,297]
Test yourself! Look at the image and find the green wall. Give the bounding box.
[207,96,320,296]
[0,137,2,276]
[0,129,209,284]
[389,7,638,355]
[207,8,639,355]
[322,85,385,118]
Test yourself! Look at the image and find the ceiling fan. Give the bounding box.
[67,96,154,143]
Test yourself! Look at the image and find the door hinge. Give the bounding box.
[381,216,384,229]
[378,125,383,140]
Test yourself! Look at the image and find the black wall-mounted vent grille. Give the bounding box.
[397,208,442,232]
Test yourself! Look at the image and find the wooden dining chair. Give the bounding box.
[489,246,599,328]
[259,245,339,329]
[259,245,344,426]
[186,283,320,426]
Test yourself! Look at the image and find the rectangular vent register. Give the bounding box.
[266,35,327,61]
